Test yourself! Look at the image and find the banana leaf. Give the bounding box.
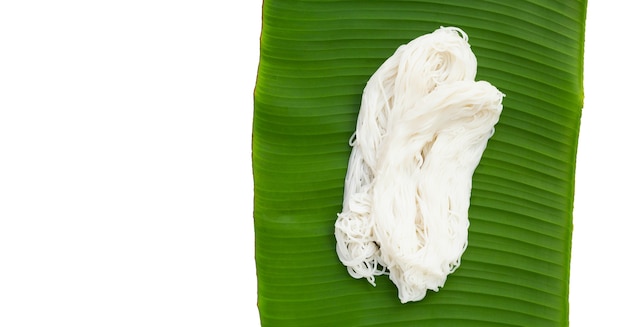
[252,1,586,326]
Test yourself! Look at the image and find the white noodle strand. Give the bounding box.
[334,27,504,303]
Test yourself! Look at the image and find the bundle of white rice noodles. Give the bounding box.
[334,26,504,303]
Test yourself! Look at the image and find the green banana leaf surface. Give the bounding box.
[253,1,587,326]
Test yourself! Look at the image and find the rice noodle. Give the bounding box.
[334,26,504,303]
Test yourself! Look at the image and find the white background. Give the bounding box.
[0,1,622,326]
